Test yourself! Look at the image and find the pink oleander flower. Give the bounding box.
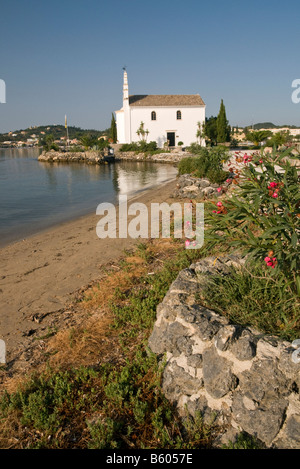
[185,240,190,247]
[272,192,278,198]
[268,182,278,189]
[217,187,222,193]
[226,178,232,183]
[264,256,277,268]
[217,201,223,207]
[212,210,217,213]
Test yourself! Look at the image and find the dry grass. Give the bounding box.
[0,232,208,450]
[5,238,183,379]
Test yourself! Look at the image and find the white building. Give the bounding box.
[115,70,206,148]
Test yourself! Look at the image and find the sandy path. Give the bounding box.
[0,179,178,360]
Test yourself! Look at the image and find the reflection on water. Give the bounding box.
[0,148,177,247]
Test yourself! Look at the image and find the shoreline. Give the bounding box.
[0,171,178,251]
[0,178,178,366]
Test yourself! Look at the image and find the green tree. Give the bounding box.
[266,131,291,149]
[136,122,149,142]
[216,99,231,143]
[203,116,218,146]
[79,134,98,150]
[40,133,59,151]
[245,130,272,146]
[110,113,117,143]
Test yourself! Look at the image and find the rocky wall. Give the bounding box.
[148,255,300,448]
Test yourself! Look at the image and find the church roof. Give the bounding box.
[129,94,205,107]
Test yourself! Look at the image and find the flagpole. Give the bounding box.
[65,115,69,151]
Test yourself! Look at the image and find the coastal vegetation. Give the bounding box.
[203,99,231,146]
[203,146,300,341]
[0,125,108,143]
[178,145,230,184]
[119,141,165,156]
[0,240,220,449]
[110,113,117,144]
[0,145,298,449]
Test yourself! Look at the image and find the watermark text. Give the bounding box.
[0,340,6,364]
[0,79,6,103]
[96,196,204,249]
[291,79,300,104]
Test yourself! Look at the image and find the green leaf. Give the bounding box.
[291,232,298,248]
[296,276,300,297]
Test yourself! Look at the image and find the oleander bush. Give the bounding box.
[205,147,300,293]
[178,146,230,184]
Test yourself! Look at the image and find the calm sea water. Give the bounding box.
[0,148,178,248]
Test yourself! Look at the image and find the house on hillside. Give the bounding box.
[115,70,206,148]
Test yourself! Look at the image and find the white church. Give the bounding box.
[115,70,206,148]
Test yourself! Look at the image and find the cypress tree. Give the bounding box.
[216,99,230,143]
[110,113,117,143]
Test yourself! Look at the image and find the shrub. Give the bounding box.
[178,147,230,184]
[205,147,300,294]
[119,142,140,152]
[97,138,110,151]
[120,141,158,153]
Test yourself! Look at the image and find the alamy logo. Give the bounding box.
[291,79,300,104]
[0,79,6,103]
[0,340,6,364]
[96,196,204,249]
[292,339,300,364]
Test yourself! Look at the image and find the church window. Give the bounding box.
[176,110,182,120]
[151,111,156,121]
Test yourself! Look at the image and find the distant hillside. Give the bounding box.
[248,122,300,130]
[0,125,110,143]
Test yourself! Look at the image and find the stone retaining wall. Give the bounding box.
[38,150,113,164]
[148,255,300,448]
[172,174,232,199]
[38,150,188,165]
[115,150,188,164]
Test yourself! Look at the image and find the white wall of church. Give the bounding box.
[129,106,205,147]
[115,110,125,144]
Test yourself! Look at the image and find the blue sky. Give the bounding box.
[0,0,299,133]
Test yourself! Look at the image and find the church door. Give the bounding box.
[167,132,175,147]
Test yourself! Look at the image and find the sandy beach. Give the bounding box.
[0,178,178,365]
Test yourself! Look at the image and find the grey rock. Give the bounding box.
[285,414,300,445]
[202,187,215,196]
[163,362,203,400]
[187,354,203,368]
[169,269,199,295]
[239,359,292,402]
[230,330,257,360]
[164,321,192,353]
[232,392,288,446]
[278,345,300,385]
[202,346,238,398]
[176,336,193,356]
[192,308,227,341]
[214,325,240,352]
[148,319,170,355]
[198,179,211,188]
[185,395,221,425]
